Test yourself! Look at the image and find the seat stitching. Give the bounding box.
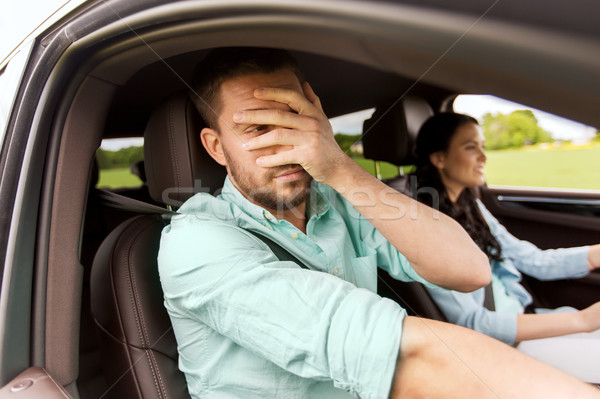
[148,349,168,398]
[167,101,182,196]
[124,225,146,349]
[126,218,166,397]
[106,218,144,397]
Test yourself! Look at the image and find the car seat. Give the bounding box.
[91,92,226,398]
[362,97,447,321]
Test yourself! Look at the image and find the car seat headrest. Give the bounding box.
[144,92,226,207]
[362,96,434,166]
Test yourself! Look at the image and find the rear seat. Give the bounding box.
[362,96,446,321]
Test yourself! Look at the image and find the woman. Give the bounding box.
[414,112,600,345]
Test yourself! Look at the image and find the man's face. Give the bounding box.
[213,69,313,212]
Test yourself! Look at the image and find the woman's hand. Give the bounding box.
[587,244,600,271]
[577,301,600,333]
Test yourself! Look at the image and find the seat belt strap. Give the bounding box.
[246,230,310,270]
[483,282,495,311]
[98,189,175,217]
[97,189,309,270]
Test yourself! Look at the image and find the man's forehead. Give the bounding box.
[221,71,301,95]
[221,72,301,111]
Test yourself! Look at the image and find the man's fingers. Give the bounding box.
[302,82,323,112]
[253,87,314,116]
[244,128,300,150]
[255,149,301,168]
[234,109,316,131]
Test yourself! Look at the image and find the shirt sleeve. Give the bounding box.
[425,285,518,344]
[477,200,589,280]
[159,216,406,399]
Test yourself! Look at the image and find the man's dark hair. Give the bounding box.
[189,47,304,130]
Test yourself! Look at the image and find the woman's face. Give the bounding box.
[431,122,486,200]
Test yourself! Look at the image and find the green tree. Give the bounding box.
[481,110,552,150]
[96,146,144,169]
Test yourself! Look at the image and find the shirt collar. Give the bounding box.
[218,175,330,224]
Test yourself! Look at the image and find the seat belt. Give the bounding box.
[97,189,175,216]
[98,189,309,269]
[246,230,310,270]
[483,282,495,311]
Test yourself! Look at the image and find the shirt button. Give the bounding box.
[290,233,299,239]
[264,224,272,230]
[264,213,272,220]
[333,267,339,276]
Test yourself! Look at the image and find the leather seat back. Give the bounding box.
[91,214,189,398]
[91,93,225,398]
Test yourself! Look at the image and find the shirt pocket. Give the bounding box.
[349,253,378,293]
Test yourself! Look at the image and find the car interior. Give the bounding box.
[81,52,600,398]
[3,1,600,398]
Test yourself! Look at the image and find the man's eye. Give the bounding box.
[248,125,267,134]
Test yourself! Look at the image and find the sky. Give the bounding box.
[0,0,79,62]
[2,1,595,150]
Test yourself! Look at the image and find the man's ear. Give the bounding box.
[200,127,227,166]
[429,151,446,169]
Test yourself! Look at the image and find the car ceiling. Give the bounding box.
[60,0,599,139]
[103,50,452,139]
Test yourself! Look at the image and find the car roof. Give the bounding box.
[21,0,592,140]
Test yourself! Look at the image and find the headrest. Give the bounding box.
[130,160,147,183]
[362,96,433,166]
[144,93,226,207]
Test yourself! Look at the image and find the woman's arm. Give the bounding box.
[426,285,518,344]
[515,301,600,342]
[587,244,600,270]
[477,200,590,280]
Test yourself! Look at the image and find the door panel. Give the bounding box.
[0,368,71,398]
[480,186,600,310]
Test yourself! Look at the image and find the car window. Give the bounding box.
[454,95,600,191]
[330,108,402,180]
[96,137,145,189]
[0,45,31,147]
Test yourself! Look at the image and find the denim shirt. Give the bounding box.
[158,176,434,399]
[426,199,589,344]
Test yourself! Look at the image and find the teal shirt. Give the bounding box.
[158,176,433,399]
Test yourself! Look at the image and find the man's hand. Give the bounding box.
[236,82,355,185]
[236,81,490,292]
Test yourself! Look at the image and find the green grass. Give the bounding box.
[352,157,403,180]
[484,143,600,190]
[97,167,143,189]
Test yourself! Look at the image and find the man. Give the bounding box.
[158,47,599,398]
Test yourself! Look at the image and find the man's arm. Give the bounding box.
[392,316,600,398]
[240,83,490,292]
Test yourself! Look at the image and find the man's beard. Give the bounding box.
[223,149,313,212]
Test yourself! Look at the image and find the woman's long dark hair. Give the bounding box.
[414,112,502,262]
